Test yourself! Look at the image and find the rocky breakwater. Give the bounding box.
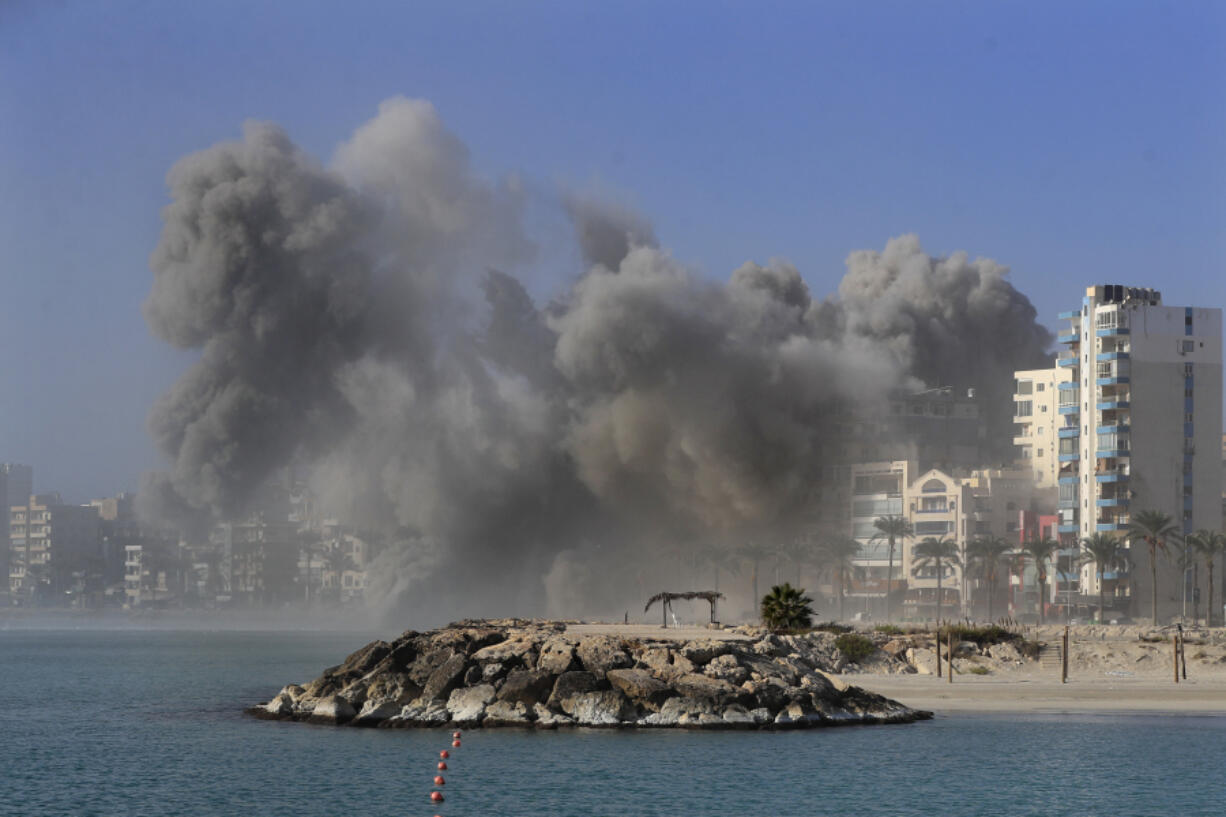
[249,620,931,730]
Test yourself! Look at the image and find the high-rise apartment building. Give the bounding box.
[1,464,34,598]
[1055,285,1222,620]
[8,493,100,605]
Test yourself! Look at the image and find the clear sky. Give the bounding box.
[1,0,1223,502]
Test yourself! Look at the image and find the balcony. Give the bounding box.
[1058,453,1080,462]
[1096,351,1130,361]
[1059,404,1080,416]
[1057,427,1080,438]
[1096,497,1129,508]
[1057,523,1079,534]
[1057,353,1079,368]
[1058,332,1079,344]
[1097,424,1130,434]
[1097,522,1129,532]
[1058,310,1081,320]
[1096,469,1129,483]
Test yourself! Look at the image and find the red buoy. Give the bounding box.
[452,740,461,747]
[437,761,447,770]
[434,775,445,785]
[430,791,444,803]
[439,750,450,759]
[452,730,462,738]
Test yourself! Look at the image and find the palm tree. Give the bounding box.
[1022,536,1059,624]
[738,543,775,619]
[760,583,816,632]
[871,515,914,622]
[817,535,861,621]
[911,537,962,624]
[1189,529,1226,627]
[701,543,739,595]
[1127,509,1182,626]
[1079,532,1127,625]
[779,538,816,587]
[965,536,1012,622]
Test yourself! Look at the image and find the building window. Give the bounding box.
[1037,449,1044,457]
[1185,363,1194,376]
[1036,383,1045,392]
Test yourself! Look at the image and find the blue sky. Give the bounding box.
[1,0,1223,501]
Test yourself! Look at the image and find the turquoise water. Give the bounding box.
[2,629,1224,816]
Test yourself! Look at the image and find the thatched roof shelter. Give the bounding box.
[644,590,725,627]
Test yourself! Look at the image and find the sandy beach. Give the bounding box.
[841,674,1226,714]
[565,621,1226,715]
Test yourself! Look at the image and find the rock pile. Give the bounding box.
[250,620,931,729]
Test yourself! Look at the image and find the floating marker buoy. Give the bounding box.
[434,775,445,785]
[430,791,444,803]
[440,750,450,759]
[452,730,462,738]
[452,740,461,747]
[437,761,447,770]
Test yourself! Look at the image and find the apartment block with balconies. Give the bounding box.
[1053,285,1222,621]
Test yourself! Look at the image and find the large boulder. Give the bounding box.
[644,696,714,727]
[672,673,743,706]
[560,690,634,725]
[336,641,392,677]
[637,647,694,681]
[575,636,633,675]
[484,700,532,726]
[472,638,536,669]
[606,669,671,709]
[423,652,469,700]
[532,704,574,728]
[447,684,496,724]
[362,672,422,706]
[354,699,402,726]
[497,670,555,708]
[536,637,577,675]
[703,653,749,685]
[308,695,356,724]
[679,640,733,665]
[547,671,602,708]
[264,692,294,716]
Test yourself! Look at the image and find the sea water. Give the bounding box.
[2,629,1224,817]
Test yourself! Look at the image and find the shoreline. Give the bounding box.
[843,674,1226,715]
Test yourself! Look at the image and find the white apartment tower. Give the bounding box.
[1057,285,1222,620]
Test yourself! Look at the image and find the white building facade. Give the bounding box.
[1056,285,1223,620]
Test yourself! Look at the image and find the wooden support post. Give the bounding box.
[1180,634,1188,681]
[948,630,954,683]
[1173,635,1180,683]
[1061,626,1069,684]
[935,628,942,678]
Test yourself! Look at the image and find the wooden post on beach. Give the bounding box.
[935,628,942,678]
[1061,626,1069,684]
[1173,634,1180,683]
[947,630,953,683]
[1180,634,1187,680]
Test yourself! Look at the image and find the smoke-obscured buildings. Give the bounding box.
[7,493,100,605]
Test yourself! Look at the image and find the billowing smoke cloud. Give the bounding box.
[141,97,1051,623]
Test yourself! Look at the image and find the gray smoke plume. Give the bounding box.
[141,97,1051,623]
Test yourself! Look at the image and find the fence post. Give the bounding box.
[1061,626,1069,684]
[947,630,953,683]
[1173,635,1180,684]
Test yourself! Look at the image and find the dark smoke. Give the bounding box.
[141,97,1051,623]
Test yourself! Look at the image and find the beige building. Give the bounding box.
[846,462,1035,620]
[1013,366,1072,493]
[8,493,100,605]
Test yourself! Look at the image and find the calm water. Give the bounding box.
[1,629,1224,817]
